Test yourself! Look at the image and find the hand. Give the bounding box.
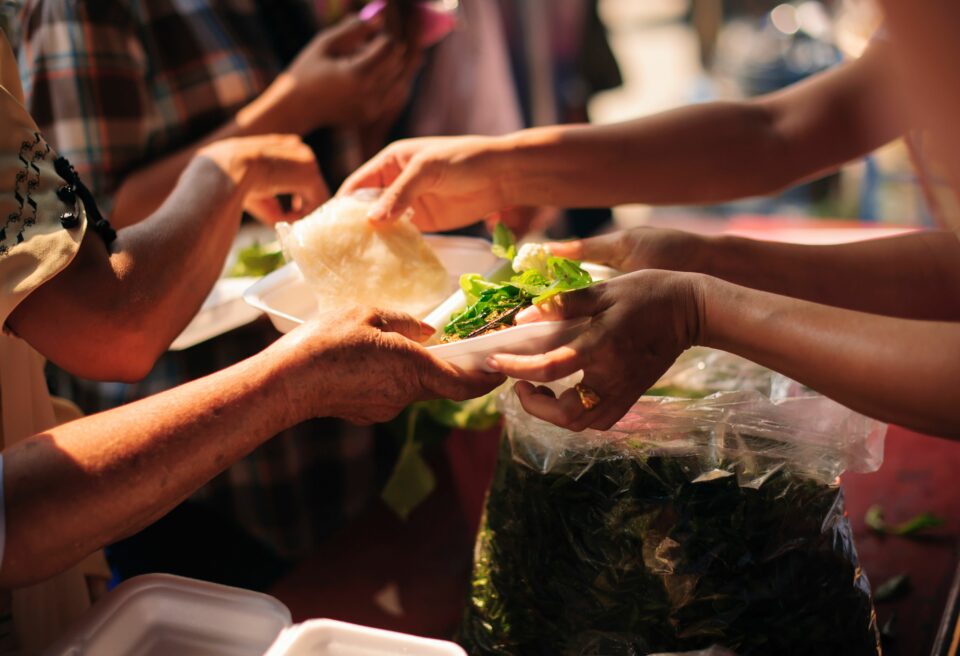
[274,14,417,131]
[547,227,708,273]
[198,134,329,224]
[485,270,705,431]
[269,306,505,425]
[340,135,510,231]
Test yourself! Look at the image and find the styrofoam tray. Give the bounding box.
[243,235,500,333]
[170,224,277,351]
[421,261,618,372]
[263,619,465,656]
[44,574,466,656]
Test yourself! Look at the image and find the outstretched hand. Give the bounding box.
[487,270,705,431]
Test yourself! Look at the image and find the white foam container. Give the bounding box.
[243,236,619,371]
[44,574,466,656]
[421,261,619,372]
[243,235,499,333]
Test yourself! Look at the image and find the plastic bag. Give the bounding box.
[458,350,885,656]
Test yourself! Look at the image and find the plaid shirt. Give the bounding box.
[18,0,301,209]
[18,0,390,564]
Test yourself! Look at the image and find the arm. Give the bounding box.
[21,4,409,227]
[700,275,960,439]
[1,307,503,588]
[343,40,906,227]
[487,271,960,440]
[7,135,327,382]
[549,228,960,321]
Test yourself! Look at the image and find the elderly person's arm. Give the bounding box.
[1,307,502,588]
[6,134,327,382]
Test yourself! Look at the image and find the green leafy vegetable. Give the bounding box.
[491,222,517,261]
[443,225,595,340]
[865,504,945,536]
[227,241,285,277]
[873,574,910,602]
[459,439,880,655]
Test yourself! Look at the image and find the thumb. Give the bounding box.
[517,286,604,324]
[366,308,435,342]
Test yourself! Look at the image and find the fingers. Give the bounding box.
[533,285,605,322]
[352,32,398,72]
[340,146,403,196]
[365,308,435,342]
[322,14,380,55]
[514,381,631,432]
[245,196,288,225]
[368,157,433,223]
[547,233,618,266]
[420,357,506,402]
[487,344,583,383]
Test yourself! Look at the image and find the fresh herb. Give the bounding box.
[491,222,517,261]
[865,504,945,537]
[458,439,881,655]
[873,574,910,602]
[227,241,285,277]
[443,225,594,341]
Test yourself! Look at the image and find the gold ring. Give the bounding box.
[575,383,601,410]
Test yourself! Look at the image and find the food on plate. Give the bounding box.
[227,240,285,278]
[276,190,451,318]
[442,224,595,342]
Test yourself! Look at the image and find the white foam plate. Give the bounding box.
[243,235,500,333]
[422,262,618,372]
[45,574,467,656]
[263,619,466,656]
[170,224,277,351]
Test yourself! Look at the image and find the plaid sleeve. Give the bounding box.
[18,0,150,211]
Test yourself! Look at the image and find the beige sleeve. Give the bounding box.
[0,34,87,327]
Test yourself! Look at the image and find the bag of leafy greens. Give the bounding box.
[458,349,885,656]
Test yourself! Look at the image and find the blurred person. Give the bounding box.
[0,29,500,653]
[342,0,960,438]
[17,0,525,590]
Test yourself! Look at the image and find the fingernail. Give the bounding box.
[367,203,387,222]
[484,356,501,372]
[420,322,435,337]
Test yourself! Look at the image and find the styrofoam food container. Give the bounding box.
[243,235,499,333]
[263,619,465,656]
[44,574,466,656]
[422,261,619,372]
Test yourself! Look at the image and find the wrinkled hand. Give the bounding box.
[198,134,329,225]
[279,14,418,130]
[547,227,707,273]
[486,270,704,431]
[340,135,510,231]
[270,306,505,425]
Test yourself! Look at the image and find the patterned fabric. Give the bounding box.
[18,0,301,210]
[17,0,393,567]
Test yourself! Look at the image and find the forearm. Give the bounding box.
[693,231,960,320]
[14,156,247,380]
[499,104,793,208]
[0,351,302,588]
[699,275,960,438]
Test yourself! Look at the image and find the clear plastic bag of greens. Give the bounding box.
[458,349,885,656]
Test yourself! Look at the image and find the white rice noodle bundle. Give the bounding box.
[276,191,451,318]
